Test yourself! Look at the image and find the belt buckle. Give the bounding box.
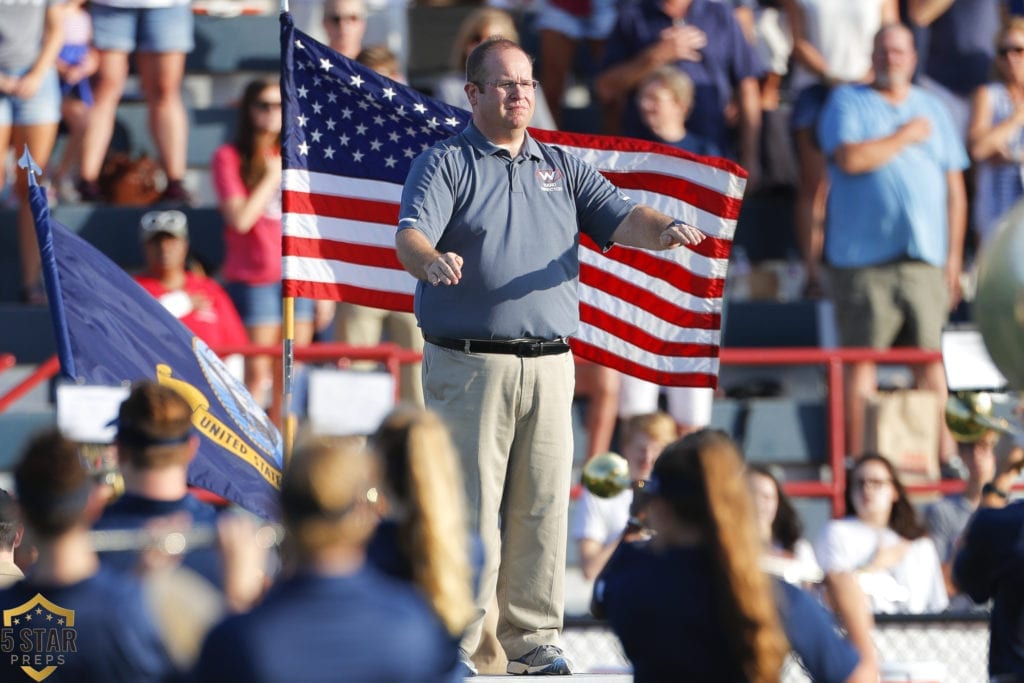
[519,341,543,358]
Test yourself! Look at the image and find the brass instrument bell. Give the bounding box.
[582,451,631,498]
[945,391,1014,443]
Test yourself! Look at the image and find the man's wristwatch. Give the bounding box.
[982,482,1009,500]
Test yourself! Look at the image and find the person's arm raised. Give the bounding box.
[609,205,706,251]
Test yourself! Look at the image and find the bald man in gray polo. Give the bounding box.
[396,37,705,676]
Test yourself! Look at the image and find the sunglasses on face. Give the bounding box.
[999,45,1024,56]
[325,13,364,24]
[853,477,893,492]
[252,100,282,111]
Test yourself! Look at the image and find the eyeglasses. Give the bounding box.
[252,100,282,111]
[999,45,1024,56]
[325,13,364,24]
[853,477,893,491]
[475,79,540,93]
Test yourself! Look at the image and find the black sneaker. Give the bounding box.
[507,645,573,675]
[75,178,103,203]
[158,179,192,206]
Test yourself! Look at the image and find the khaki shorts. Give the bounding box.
[828,261,948,349]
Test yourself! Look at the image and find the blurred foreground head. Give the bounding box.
[649,429,788,683]
[117,381,196,470]
[282,437,379,559]
[15,430,98,539]
[371,406,474,637]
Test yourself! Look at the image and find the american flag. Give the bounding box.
[279,14,746,388]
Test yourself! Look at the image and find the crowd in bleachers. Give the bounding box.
[4,0,1023,463]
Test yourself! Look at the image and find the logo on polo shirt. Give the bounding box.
[535,168,564,192]
[1,594,77,681]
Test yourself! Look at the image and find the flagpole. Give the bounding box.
[280,0,288,13]
[282,296,295,464]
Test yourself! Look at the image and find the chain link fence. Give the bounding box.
[561,613,990,681]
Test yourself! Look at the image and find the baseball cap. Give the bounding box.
[139,210,188,242]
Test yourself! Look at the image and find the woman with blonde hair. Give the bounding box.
[368,407,477,644]
[194,436,456,682]
[593,429,789,682]
[968,17,1024,246]
[433,7,556,130]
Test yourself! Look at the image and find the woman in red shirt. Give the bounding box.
[212,78,317,421]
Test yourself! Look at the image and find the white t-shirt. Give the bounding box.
[571,489,631,546]
[791,0,888,90]
[813,517,949,614]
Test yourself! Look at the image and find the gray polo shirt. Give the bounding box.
[398,124,636,340]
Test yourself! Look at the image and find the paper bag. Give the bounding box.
[864,389,940,483]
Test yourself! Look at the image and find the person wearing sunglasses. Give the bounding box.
[211,78,321,423]
[433,8,557,131]
[967,18,1024,247]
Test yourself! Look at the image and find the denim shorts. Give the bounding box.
[0,67,61,126]
[790,83,830,133]
[90,3,195,53]
[226,281,315,327]
[535,0,618,41]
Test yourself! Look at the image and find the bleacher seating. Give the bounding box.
[740,397,828,465]
[708,397,744,435]
[0,408,56,471]
[112,103,237,169]
[722,299,836,349]
[186,14,280,74]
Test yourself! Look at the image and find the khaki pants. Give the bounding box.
[422,343,574,660]
[335,303,424,407]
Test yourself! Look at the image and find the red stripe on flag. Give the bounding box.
[581,236,727,291]
[283,236,405,269]
[284,279,414,310]
[283,190,400,224]
[602,171,742,220]
[571,338,718,388]
[580,255,724,307]
[579,302,720,355]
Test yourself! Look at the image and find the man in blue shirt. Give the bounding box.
[0,430,176,682]
[816,23,968,465]
[94,381,222,587]
[396,37,705,675]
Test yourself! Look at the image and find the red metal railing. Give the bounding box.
[719,347,945,517]
[0,344,958,517]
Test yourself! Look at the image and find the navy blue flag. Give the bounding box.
[28,180,282,520]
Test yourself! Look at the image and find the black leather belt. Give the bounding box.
[424,334,570,358]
